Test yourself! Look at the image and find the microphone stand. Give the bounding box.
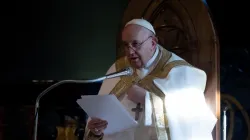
[33,78,105,140]
[33,67,133,140]
[222,106,228,140]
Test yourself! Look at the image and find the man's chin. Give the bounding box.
[130,62,143,69]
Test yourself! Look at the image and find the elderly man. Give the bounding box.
[84,19,217,140]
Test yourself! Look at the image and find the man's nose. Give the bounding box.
[128,47,136,54]
[127,45,136,54]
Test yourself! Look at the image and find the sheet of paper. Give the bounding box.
[76,94,138,135]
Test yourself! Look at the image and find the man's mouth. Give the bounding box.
[130,57,139,61]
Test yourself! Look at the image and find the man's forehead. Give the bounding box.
[122,25,149,39]
[123,24,144,33]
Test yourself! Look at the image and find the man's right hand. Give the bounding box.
[87,117,108,135]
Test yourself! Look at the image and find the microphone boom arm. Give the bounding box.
[34,78,105,140]
[33,67,133,140]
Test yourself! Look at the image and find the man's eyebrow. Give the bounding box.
[122,40,140,43]
[121,41,127,43]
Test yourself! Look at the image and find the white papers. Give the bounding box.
[76,94,138,135]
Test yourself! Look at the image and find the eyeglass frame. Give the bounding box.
[122,36,153,52]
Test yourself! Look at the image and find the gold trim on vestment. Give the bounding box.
[56,126,78,140]
[109,45,192,140]
[109,57,141,98]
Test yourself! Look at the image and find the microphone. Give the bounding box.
[105,67,134,79]
[33,67,133,140]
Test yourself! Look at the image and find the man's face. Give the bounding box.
[121,25,157,69]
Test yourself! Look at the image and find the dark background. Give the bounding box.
[2,0,128,81]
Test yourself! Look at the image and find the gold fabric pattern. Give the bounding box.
[56,126,78,140]
[109,57,141,98]
[108,45,192,140]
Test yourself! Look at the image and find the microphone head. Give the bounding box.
[125,67,134,76]
[105,66,134,79]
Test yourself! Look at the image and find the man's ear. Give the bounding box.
[151,36,158,49]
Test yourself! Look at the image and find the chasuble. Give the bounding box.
[84,45,217,140]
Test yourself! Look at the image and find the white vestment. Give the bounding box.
[88,46,217,140]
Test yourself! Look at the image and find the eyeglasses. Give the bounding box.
[122,36,152,51]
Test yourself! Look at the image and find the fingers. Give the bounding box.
[90,129,103,135]
[89,123,108,135]
[91,123,108,132]
[88,118,107,126]
[98,124,107,130]
[88,120,108,130]
[87,118,108,135]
